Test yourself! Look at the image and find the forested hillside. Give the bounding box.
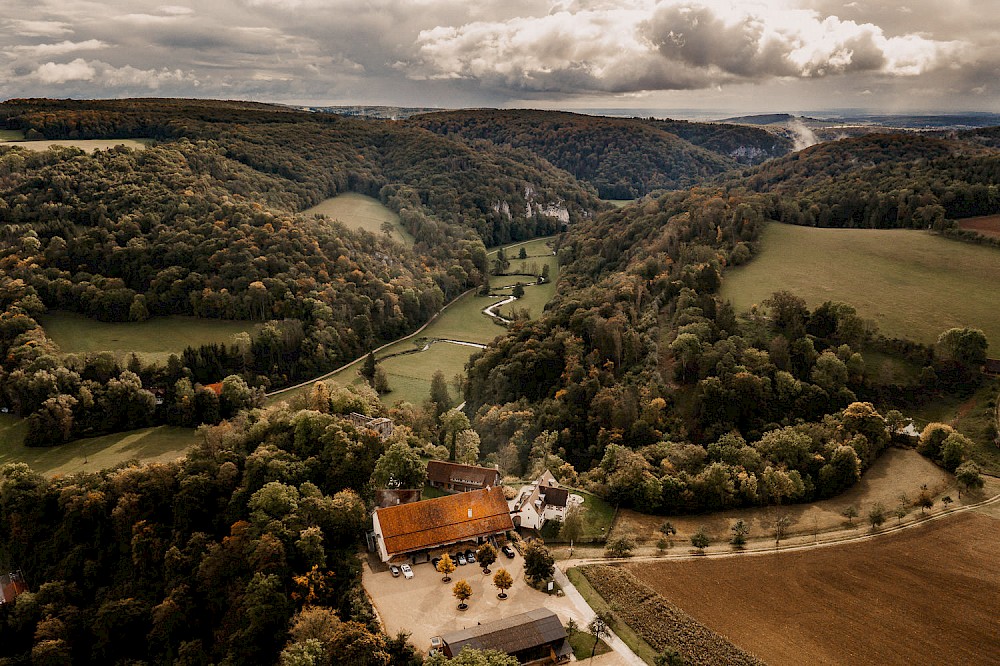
[464,158,993,513]
[737,132,1000,228]
[0,386,423,665]
[0,99,602,445]
[409,110,791,199]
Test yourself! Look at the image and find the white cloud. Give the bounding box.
[31,58,194,88]
[4,19,73,37]
[414,1,967,93]
[159,5,195,15]
[33,58,96,83]
[10,39,107,57]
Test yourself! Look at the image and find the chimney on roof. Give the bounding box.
[468,508,473,518]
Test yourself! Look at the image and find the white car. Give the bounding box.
[400,564,414,579]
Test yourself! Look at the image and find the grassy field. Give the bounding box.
[270,237,559,407]
[302,193,414,246]
[1,139,149,152]
[720,223,1000,347]
[0,129,26,141]
[538,488,616,543]
[39,311,259,364]
[376,341,479,406]
[604,199,637,208]
[626,511,1000,665]
[567,631,612,660]
[0,420,197,477]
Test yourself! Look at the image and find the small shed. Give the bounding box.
[440,607,571,664]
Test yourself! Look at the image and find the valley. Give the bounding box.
[1,98,999,666]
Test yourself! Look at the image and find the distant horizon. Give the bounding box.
[2,1,995,116]
[5,95,999,126]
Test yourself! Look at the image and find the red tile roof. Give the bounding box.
[376,486,513,556]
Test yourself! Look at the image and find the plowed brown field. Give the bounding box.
[626,511,1000,665]
[958,215,1000,239]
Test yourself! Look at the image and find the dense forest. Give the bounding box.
[408,110,791,199]
[464,146,994,512]
[0,383,435,665]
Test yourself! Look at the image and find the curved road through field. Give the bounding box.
[267,238,553,400]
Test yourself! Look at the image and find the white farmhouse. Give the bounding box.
[509,470,580,531]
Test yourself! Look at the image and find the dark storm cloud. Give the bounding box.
[0,0,994,111]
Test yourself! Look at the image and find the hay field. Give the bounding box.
[1,139,149,152]
[303,193,414,246]
[39,312,259,364]
[626,511,1000,665]
[721,223,1000,346]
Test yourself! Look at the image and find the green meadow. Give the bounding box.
[39,312,259,365]
[9,236,559,469]
[0,414,197,477]
[721,223,1000,347]
[302,192,414,246]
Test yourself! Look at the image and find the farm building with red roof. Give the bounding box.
[371,486,513,563]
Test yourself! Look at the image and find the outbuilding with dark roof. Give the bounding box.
[440,607,571,664]
[427,460,501,493]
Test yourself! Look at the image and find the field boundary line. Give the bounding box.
[562,489,1000,568]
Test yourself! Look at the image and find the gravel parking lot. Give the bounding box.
[362,547,589,656]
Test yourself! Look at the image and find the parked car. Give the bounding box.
[430,636,442,652]
[456,553,467,566]
[389,564,401,578]
[502,544,516,558]
[465,549,476,563]
[431,557,441,570]
[400,564,413,579]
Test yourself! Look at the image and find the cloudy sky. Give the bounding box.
[2,0,997,115]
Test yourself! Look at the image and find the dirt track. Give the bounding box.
[626,511,1000,665]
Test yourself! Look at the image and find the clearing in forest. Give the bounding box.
[720,222,1000,347]
[0,138,149,152]
[302,193,414,246]
[0,420,197,477]
[624,511,1000,666]
[611,448,956,547]
[39,312,259,365]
